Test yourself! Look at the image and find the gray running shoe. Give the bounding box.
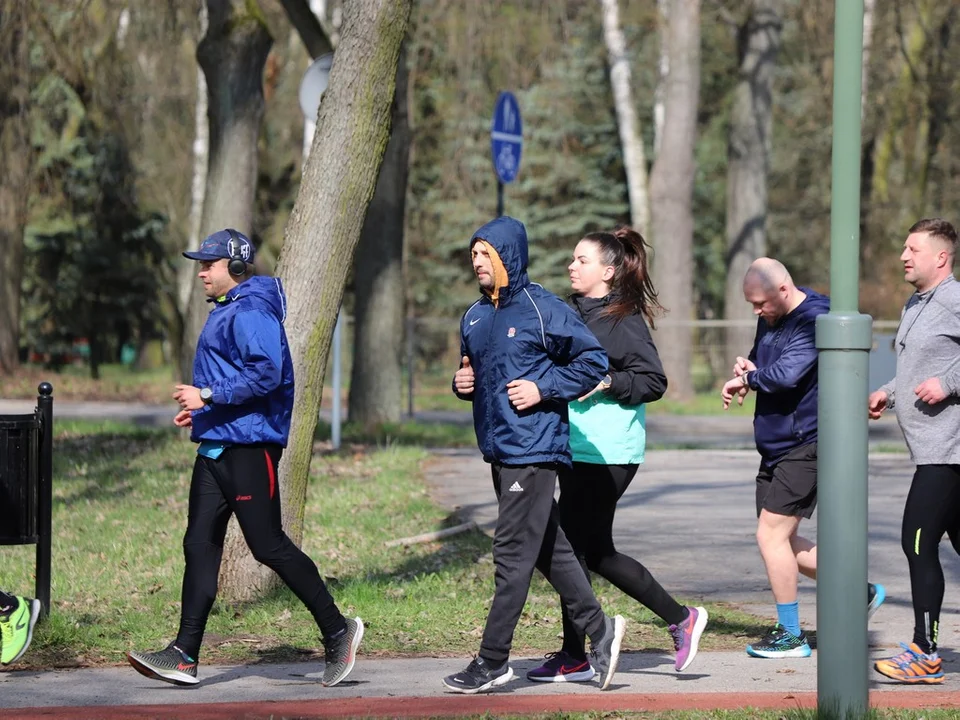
[322,616,364,687]
[590,614,626,690]
[127,643,199,685]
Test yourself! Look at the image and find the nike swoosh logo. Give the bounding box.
[15,620,26,630]
[469,318,480,326]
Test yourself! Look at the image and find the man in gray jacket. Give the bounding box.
[869,217,960,685]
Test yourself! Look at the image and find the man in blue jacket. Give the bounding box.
[721,257,883,658]
[444,216,626,694]
[127,229,361,688]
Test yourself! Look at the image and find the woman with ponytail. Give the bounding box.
[526,227,708,683]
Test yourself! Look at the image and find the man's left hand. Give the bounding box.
[507,379,542,411]
[174,384,204,411]
[721,377,749,409]
[915,377,948,405]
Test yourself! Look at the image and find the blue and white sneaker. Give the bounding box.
[746,624,811,658]
[868,583,886,620]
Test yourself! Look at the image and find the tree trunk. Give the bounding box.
[175,3,210,380]
[600,0,649,236]
[188,0,275,601]
[0,0,32,373]
[347,45,409,427]
[649,0,700,401]
[723,0,782,372]
[861,0,875,120]
[179,0,272,384]
[653,0,669,158]
[277,0,410,559]
[218,0,410,600]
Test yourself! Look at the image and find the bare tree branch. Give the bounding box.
[278,0,334,57]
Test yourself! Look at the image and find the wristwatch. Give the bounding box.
[200,387,214,405]
[741,371,750,388]
[601,374,613,390]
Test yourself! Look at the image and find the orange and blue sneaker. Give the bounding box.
[127,642,199,685]
[874,642,944,684]
[526,651,596,683]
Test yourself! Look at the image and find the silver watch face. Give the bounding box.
[200,388,212,401]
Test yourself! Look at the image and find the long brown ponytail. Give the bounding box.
[580,227,666,327]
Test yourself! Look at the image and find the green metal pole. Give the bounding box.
[816,1,872,716]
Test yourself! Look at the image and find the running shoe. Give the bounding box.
[526,651,595,682]
[746,624,811,658]
[874,642,943,684]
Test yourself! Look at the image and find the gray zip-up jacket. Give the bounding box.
[879,274,960,465]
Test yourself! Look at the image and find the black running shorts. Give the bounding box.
[755,441,818,519]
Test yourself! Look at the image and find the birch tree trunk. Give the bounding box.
[861,0,875,120]
[723,0,782,372]
[250,0,409,597]
[654,0,669,158]
[600,0,648,236]
[175,3,210,379]
[348,44,410,426]
[649,0,700,401]
[0,0,32,373]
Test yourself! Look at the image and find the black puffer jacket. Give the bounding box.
[568,294,667,406]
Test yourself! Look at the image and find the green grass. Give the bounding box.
[2,421,768,671]
[316,419,477,447]
[647,392,755,416]
[1,364,174,403]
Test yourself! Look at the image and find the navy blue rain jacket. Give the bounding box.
[190,276,295,447]
[455,217,608,466]
[747,288,830,465]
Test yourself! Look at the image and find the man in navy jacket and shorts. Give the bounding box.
[722,257,884,658]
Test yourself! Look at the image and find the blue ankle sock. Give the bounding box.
[777,601,801,637]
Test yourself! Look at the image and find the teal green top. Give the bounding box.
[569,393,646,465]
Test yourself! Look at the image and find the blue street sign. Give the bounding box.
[491,91,522,184]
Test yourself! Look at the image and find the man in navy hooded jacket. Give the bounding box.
[444,216,626,694]
[721,257,883,659]
[127,229,362,689]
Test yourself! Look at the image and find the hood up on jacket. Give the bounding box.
[470,216,530,302]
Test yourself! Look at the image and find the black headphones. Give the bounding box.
[226,228,250,277]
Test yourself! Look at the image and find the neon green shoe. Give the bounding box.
[0,596,41,665]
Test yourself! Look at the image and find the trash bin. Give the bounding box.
[0,413,40,545]
[0,383,54,618]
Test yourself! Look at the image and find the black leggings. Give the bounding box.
[901,464,960,654]
[0,591,14,610]
[557,462,686,659]
[175,445,344,659]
